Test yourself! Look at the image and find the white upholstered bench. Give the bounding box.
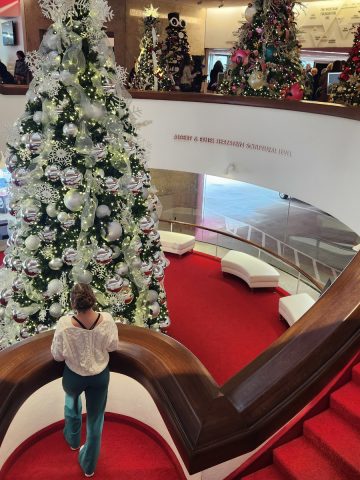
[279,293,316,326]
[159,230,195,255]
[221,251,280,289]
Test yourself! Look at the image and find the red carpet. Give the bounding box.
[0,414,185,480]
[166,252,287,385]
[239,361,360,480]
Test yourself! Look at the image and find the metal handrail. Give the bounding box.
[160,218,323,292]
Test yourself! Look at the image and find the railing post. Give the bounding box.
[296,271,301,294]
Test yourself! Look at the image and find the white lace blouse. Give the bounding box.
[51,312,120,376]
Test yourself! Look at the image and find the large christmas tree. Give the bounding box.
[132,5,172,91]
[218,0,304,100]
[161,12,190,87]
[0,0,170,348]
[330,24,360,106]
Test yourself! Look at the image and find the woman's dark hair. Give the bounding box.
[332,60,342,73]
[212,60,224,73]
[16,50,25,59]
[71,284,96,312]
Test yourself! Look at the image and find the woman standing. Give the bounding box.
[51,284,120,477]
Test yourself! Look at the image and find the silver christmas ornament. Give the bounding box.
[49,303,62,318]
[103,78,116,94]
[12,308,29,323]
[23,259,41,277]
[20,327,31,339]
[25,235,41,251]
[123,287,134,305]
[94,246,113,265]
[159,316,171,329]
[102,221,122,242]
[22,205,41,224]
[46,203,59,218]
[112,246,121,259]
[63,123,78,137]
[141,261,153,277]
[127,176,143,193]
[41,226,56,243]
[62,248,79,265]
[148,230,161,244]
[153,265,165,281]
[28,132,43,152]
[105,275,124,293]
[47,279,63,296]
[139,216,155,234]
[11,258,23,272]
[37,324,49,333]
[96,205,111,218]
[0,288,13,306]
[92,144,106,160]
[248,70,267,90]
[64,190,84,212]
[6,154,19,172]
[147,290,158,303]
[3,254,12,268]
[149,302,160,318]
[45,165,61,182]
[104,177,119,193]
[49,258,64,270]
[72,268,93,284]
[13,168,29,187]
[115,262,128,276]
[33,111,43,124]
[61,167,83,189]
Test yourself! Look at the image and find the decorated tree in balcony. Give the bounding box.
[217,2,270,97]
[161,12,191,87]
[0,0,170,349]
[330,24,360,106]
[218,0,304,100]
[132,5,172,91]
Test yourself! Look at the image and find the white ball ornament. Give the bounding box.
[49,258,64,270]
[103,222,123,242]
[46,203,59,218]
[49,303,62,318]
[245,3,257,23]
[33,111,43,124]
[64,190,84,212]
[63,123,78,137]
[25,235,41,251]
[72,268,93,284]
[96,205,111,218]
[48,279,63,296]
[149,302,161,319]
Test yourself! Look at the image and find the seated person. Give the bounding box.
[14,50,30,84]
[0,60,15,84]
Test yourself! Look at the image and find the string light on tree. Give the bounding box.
[0,0,170,348]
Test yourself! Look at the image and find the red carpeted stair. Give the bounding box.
[240,361,360,480]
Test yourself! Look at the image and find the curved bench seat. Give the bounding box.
[159,231,195,255]
[221,251,280,288]
[279,293,316,326]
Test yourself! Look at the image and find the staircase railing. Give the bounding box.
[1,251,360,473]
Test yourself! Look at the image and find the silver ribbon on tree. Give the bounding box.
[151,27,159,91]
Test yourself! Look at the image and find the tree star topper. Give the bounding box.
[144,4,159,18]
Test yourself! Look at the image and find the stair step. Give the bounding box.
[304,409,360,479]
[273,436,345,479]
[352,363,360,385]
[331,381,360,427]
[241,465,288,480]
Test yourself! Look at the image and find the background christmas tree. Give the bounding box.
[161,12,190,88]
[132,5,172,91]
[0,0,170,348]
[218,0,304,100]
[330,24,360,106]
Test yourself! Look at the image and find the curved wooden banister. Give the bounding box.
[160,219,324,291]
[1,85,359,121]
[1,253,360,473]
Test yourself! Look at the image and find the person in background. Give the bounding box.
[208,60,224,92]
[310,67,319,100]
[14,51,30,84]
[0,59,15,84]
[317,63,333,101]
[51,283,120,478]
[180,56,200,92]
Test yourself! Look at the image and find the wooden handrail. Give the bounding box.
[160,219,324,291]
[1,252,360,473]
[1,85,359,121]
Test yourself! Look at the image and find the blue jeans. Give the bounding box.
[62,364,109,475]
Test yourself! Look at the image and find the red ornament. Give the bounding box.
[231,48,250,66]
[285,83,304,101]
